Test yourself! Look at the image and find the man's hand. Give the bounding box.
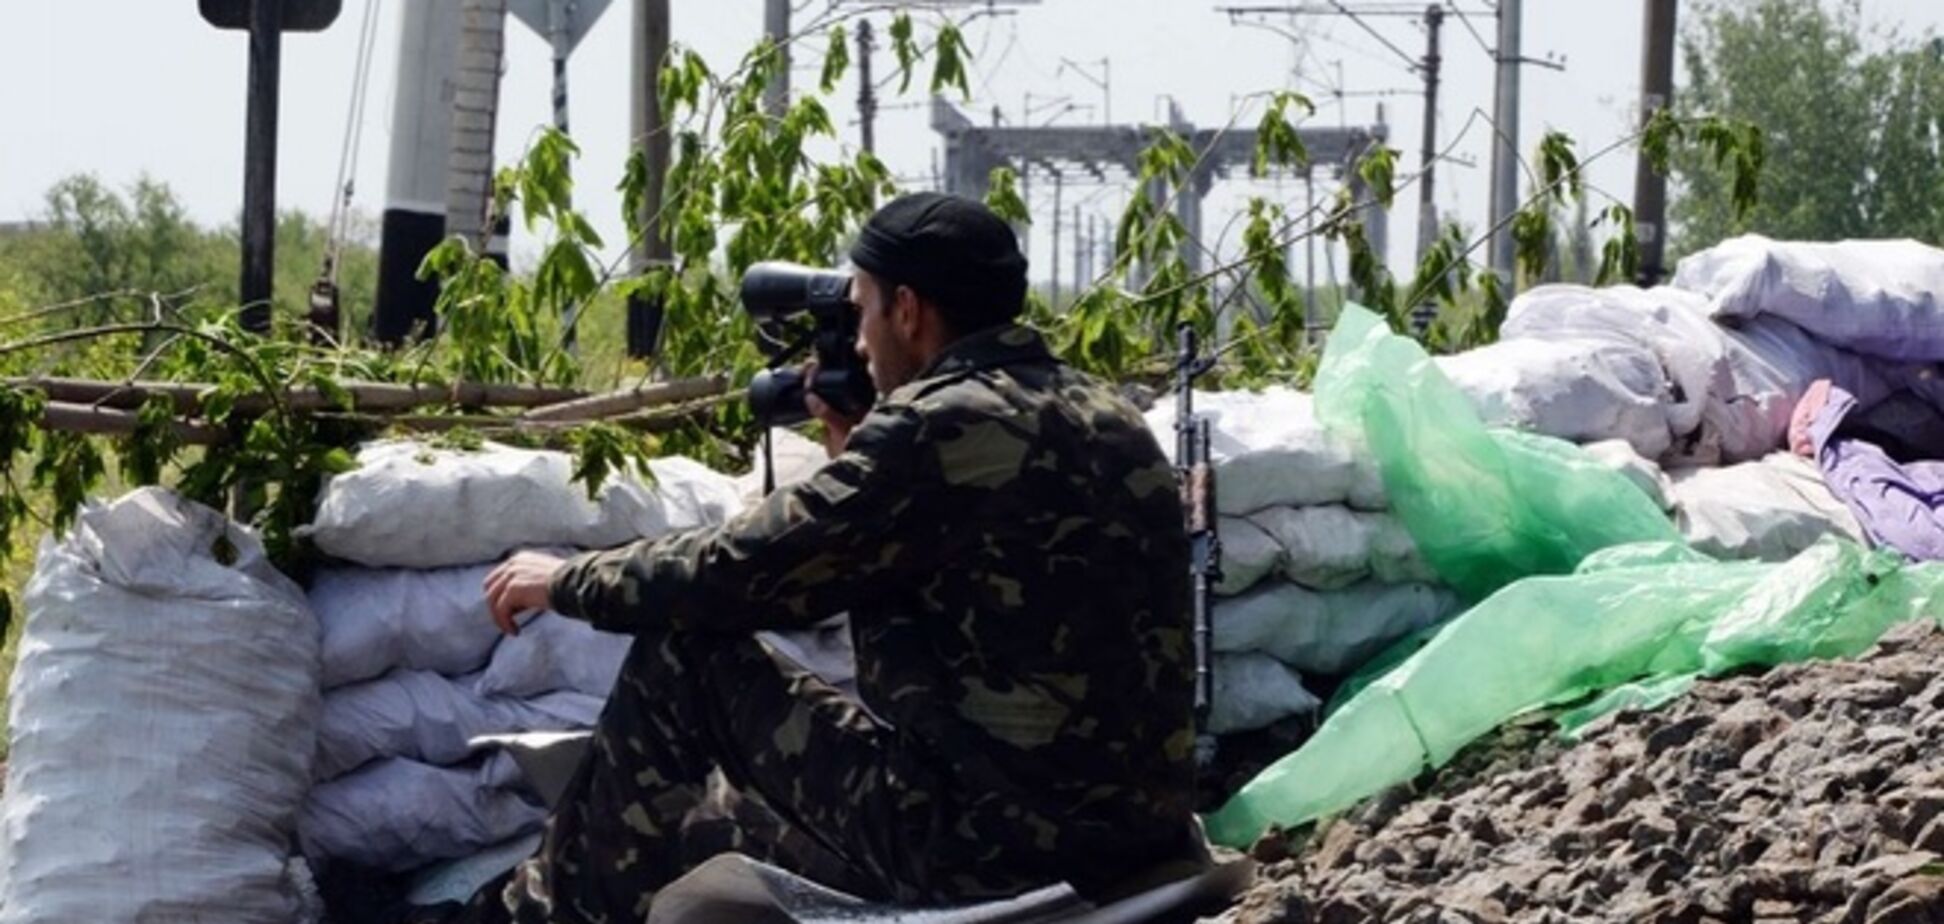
[803,359,864,459]
[483,550,567,637]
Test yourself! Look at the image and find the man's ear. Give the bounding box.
[893,285,925,338]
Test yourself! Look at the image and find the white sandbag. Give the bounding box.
[1438,335,1676,460]
[306,441,744,569]
[316,670,604,780]
[475,612,632,699]
[1145,388,1380,514]
[1366,517,1441,585]
[1216,515,1283,597]
[1246,505,1430,591]
[1209,653,1321,735]
[1504,285,1731,444]
[0,488,320,923]
[310,562,506,689]
[1673,235,1944,362]
[1249,505,1371,590]
[1582,439,1677,512]
[1669,453,1867,562]
[299,753,544,873]
[1346,459,1389,512]
[1213,581,1459,677]
[738,427,830,504]
[1705,317,1897,463]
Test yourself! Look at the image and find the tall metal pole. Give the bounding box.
[1415,5,1443,264]
[628,0,672,358]
[764,0,790,117]
[1633,0,1677,286]
[1020,165,1032,254]
[1406,5,1446,334]
[239,0,285,334]
[1487,0,1522,283]
[1073,204,1085,292]
[550,0,582,352]
[1304,171,1317,334]
[548,0,573,136]
[1050,171,1063,306]
[857,19,877,153]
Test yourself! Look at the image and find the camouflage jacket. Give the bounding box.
[549,323,1197,891]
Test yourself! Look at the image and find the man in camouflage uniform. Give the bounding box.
[463,192,1198,923]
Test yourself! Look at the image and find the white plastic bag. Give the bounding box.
[0,488,320,923]
[299,754,544,873]
[1582,439,1677,512]
[1216,515,1283,597]
[475,613,632,700]
[1674,234,1944,362]
[309,562,507,689]
[1145,388,1381,514]
[306,441,744,569]
[1246,505,1432,590]
[1439,336,1676,460]
[1209,653,1321,735]
[738,428,830,505]
[1669,453,1867,562]
[1707,317,1897,464]
[316,670,604,780]
[1212,581,1459,676]
[1502,285,1731,447]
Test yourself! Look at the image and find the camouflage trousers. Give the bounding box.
[433,628,1040,924]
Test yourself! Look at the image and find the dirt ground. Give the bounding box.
[1211,620,1944,923]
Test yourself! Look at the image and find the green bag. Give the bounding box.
[1311,304,1679,601]
[1204,539,1943,847]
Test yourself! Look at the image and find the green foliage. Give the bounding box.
[1594,204,1641,286]
[1252,92,1315,178]
[1356,146,1399,210]
[819,24,851,94]
[983,166,1030,225]
[889,14,919,92]
[29,431,104,535]
[931,23,972,98]
[1535,132,1582,206]
[1511,205,1552,284]
[415,128,595,385]
[118,395,183,486]
[565,423,659,500]
[0,177,380,337]
[1670,0,1908,252]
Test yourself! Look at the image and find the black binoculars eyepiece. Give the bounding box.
[739,262,877,427]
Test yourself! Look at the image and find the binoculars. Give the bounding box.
[740,262,877,427]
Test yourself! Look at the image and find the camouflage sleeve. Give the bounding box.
[548,403,932,635]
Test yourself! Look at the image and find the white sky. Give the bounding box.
[4,0,1941,288]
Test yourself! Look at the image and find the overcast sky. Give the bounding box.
[5,0,1942,288]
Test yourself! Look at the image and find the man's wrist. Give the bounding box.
[546,553,587,619]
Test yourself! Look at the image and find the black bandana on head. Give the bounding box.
[848,192,1028,329]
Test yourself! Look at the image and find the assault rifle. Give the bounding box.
[1173,324,1222,769]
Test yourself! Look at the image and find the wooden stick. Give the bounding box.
[7,377,588,415]
[40,402,226,445]
[519,375,730,423]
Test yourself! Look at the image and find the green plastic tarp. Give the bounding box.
[1201,305,1944,848]
[1311,304,1679,602]
[1204,538,1944,846]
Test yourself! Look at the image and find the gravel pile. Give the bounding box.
[1217,620,1944,923]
